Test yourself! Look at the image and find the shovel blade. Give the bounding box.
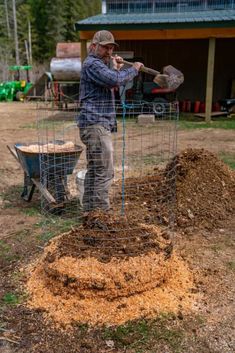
[153,74,170,88]
[163,65,184,90]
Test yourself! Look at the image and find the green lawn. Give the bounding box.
[219,153,235,170]
[178,113,235,130]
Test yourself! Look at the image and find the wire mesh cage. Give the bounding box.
[25,99,181,326]
[35,100,178,253]
[113,101,178,225]
[37,102,84,216]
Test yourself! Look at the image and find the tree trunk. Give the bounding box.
[28,20,33,65]
[4,0,11,38]
[12,0,20,65]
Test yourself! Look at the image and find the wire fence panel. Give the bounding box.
[22,99,210,328]
[36,100,178,252]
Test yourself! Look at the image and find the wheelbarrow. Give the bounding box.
[7,141,83,208]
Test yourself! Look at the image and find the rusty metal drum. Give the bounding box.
[50,57,82,81]
[56,43,82,58]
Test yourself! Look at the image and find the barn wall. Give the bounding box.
[119,38,235,103]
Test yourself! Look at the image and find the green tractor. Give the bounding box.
[0,65,33,102]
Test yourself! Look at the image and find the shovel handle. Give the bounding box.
[122,60,160,76]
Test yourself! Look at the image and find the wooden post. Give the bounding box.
[80,39,88,64]
[205,37,216,123]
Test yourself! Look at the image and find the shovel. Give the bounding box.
[121,59,184,90]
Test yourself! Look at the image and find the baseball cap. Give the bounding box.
[92,30,119,47]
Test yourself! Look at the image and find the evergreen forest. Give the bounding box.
[0,0,101,79]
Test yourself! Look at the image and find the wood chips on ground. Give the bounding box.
[26,221,198,327]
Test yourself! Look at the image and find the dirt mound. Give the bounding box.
[115,148,235,230]
[50,210,172,263]
[113,173,174,226]
[170,148,235,230]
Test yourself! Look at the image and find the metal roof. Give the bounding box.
[75,10,235,30]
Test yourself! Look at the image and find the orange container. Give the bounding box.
[181,100,187,112]
[186,100,191,112]
[194,101,200,113]
[200,102,205,113]
[214,102,221,111]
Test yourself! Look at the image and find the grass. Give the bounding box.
[20,120,68,130]
[19,122,38,129]
[194,314,206,327]
[178,113,235,130]
[117,111,235,130]
[0,240,11,256]
[210,244,222,253]
[219,153,235,170]
[1,293,20,305]
[1,291,28,307]
[36,216,80,243]
[11,270,25,284]
[226,261,235,271]
[178,120,235,130]
[102,314,184,353]
[0,185,23,204]
[0,239,22,263]
[142,154,162,165]
[75,323,89,333]
[21,206,40,216]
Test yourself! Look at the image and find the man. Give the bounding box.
[77,30,143,212]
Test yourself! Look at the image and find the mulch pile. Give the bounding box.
[117,148,235,231]
[26,148,234,326]
[169,148,235,230]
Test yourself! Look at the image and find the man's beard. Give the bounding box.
[94,46,111,64]
[102,56,111,64]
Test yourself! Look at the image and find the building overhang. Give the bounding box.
[75,10,235,40]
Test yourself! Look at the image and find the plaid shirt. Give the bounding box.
[77,53,138,131]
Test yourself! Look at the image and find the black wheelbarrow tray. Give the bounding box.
[7,141,83,206]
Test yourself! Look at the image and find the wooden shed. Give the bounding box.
[75,0,235,121]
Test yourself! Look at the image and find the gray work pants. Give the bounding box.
[79,125,114,212]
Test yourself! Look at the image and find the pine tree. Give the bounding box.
[16,2,32,64]
[63,0,85,42]
[0,0,14,78]
[63,0,101,42]
[27,0,49,62]
[0,0,102,65]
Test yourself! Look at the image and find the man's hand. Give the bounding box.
[133,62,144,71]
[112,55,124,71]
[112,56,143,72]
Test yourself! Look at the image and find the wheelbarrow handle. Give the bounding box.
[7,145,19,163]
[122,60,160,76]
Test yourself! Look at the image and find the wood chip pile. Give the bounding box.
[26,212,197,326]
[18,141,76,153]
